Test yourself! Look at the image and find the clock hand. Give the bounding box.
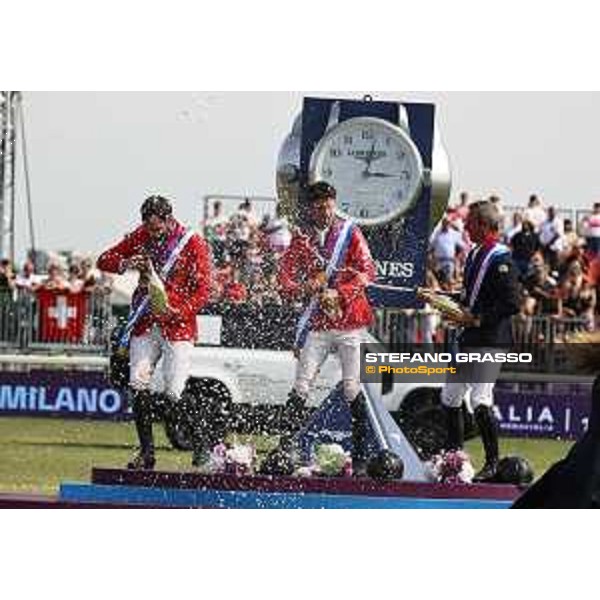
[362,141,377,177]
[366,172,398,179]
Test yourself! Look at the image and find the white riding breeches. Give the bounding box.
[294,328,366,402]
[129,328,193,399]
[441,348,504,410]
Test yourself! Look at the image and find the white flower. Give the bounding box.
[458,461,475,484]
[226,444,255,468]
[207,442,256,475]
[207,443,228,473]
[295,466,314,478]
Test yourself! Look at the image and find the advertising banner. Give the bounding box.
[0,370,591,441]
[495,384,591,441]
[0,370,128,419]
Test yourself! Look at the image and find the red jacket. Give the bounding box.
[279,220,376,331]
[97,222,212,342]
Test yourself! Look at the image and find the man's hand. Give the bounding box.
[416,287,433,302]
[156,303,180,321]
[125,255,150,273]
[319,289,342,319]
[533,286,555,300]
[305,273,327,297]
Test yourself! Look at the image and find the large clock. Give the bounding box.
[309,116,426,227]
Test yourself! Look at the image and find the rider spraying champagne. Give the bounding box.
[98,196,213,471]
[263,182,377,474]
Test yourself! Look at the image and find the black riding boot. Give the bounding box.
[350,393,369,476]
[474,405,500,482]
[444,406,465,451]
[278,389,307,450]
[178,394,211,468]
[128,390,156,471]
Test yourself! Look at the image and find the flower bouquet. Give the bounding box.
[208,442,257,477]
[426,450,475,485]
[295,444,353,479]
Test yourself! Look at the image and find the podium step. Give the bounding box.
[51,468,525,508]
[92,468,522,502]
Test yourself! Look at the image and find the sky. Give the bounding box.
[11,91,600,261]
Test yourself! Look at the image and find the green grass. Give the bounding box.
[0,417,574,495]
[465,437,573,482]
[0,418,279,495]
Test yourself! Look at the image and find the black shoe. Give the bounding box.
[352,460,368,478]
[473,460,499,483]
[127,451,156,471]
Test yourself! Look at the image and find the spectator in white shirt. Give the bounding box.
[586,202,600,255]
[524,195,547,232]
[15,260,43,292]
[539,207,564,273]
[504,211,524,245]
[263,206,292,255]
[430,217,466,288]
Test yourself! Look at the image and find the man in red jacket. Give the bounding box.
[275,182,376,469]
[97,196,212,470]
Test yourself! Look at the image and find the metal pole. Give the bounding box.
[0,91,19,262]
[8,92,18,264]
[17,96,36,261]
[0,91,7,258]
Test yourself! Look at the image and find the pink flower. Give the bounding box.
[426,450,474,485]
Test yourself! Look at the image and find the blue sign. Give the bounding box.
[495,385,591,441]
[300,97,435,308]
[0,370,129,420]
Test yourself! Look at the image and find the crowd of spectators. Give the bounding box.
[204,199,292,308]
[0,253,114,345]
[0,258,101,297]
[0,255,106,297]
[429,192,600,333]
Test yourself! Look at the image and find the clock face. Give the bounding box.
[309,117,424,226]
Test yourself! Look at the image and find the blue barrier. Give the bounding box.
[60,483,511,510]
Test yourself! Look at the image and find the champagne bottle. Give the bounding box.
[148,262,168,315]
